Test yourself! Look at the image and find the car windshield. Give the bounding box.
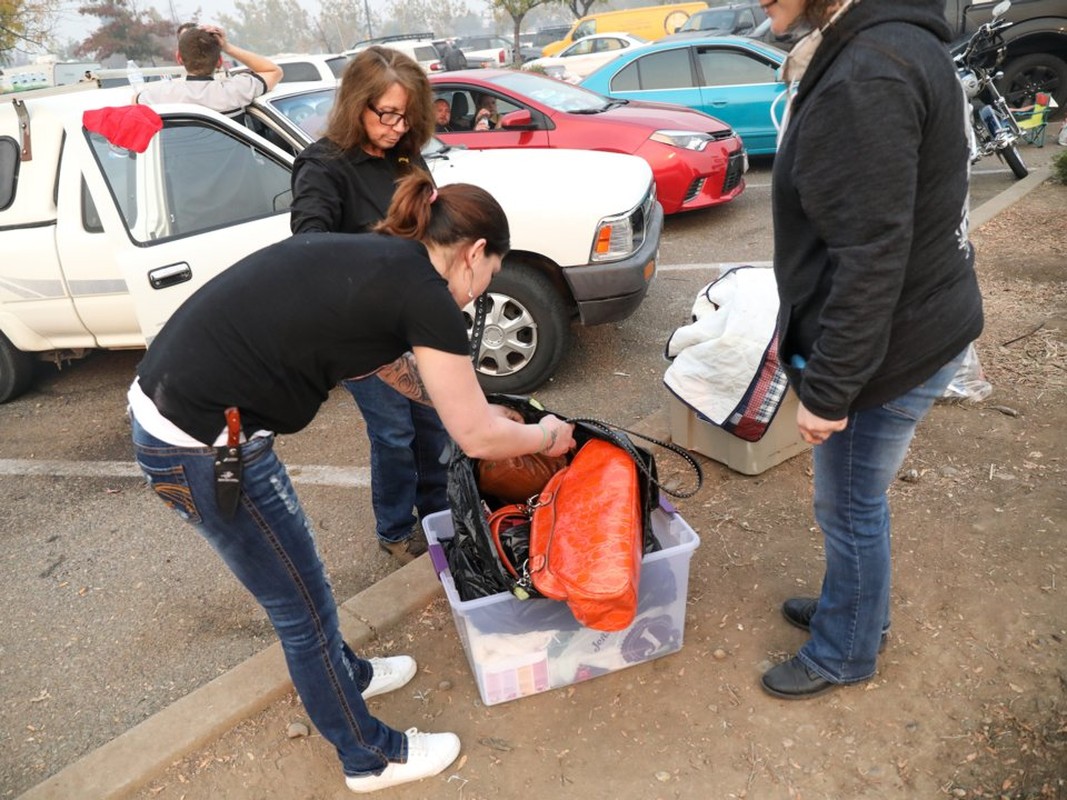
[491,71,610,112]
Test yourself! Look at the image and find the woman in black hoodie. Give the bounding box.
[761,0,983,698]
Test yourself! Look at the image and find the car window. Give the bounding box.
[695,48,778,86]
[270,90,335,138]
[598,38,625,52]
[574,20,596,39]
[492,71,609,112]
[280,62,320,82]
[327,56,348,77]
[413,45,439,62]
[739,9,756,29]
[0,136,17,211]
[619,49,695,91]
[566,39,596,56]
[87,122,291,243]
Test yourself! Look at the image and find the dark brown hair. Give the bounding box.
[326,46,433,163]
[178,28,222,75]
[376,170,510,258]
[804,0,843,28]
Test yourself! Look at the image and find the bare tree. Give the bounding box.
[491,0,556,63]
[562,0,604,19]
[378,0,470,39]
[217,0,315,55]
[312,0,371,52]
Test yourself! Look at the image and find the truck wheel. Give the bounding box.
[465,263,570,394]
[0,332,36,404]
[999,53,1067,116]
[1001,143,1028,179]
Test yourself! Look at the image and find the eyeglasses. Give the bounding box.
[368,104,408,128]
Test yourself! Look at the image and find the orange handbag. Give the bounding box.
[530,438,643,631]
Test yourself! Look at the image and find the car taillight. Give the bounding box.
[430,61,443,71]
[498,49,505,63]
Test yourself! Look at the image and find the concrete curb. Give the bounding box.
[17,169,1055,800]
[970,164,1052,229]
[18,557,442,800]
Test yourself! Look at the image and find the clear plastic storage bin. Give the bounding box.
[424,503,700,706]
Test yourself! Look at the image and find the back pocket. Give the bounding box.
[138,462,202,524]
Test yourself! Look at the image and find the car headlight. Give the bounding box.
[590,184,655,262]
[649,130,715,151]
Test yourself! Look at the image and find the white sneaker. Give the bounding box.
[361,656,417,700]
[344,729,461,793]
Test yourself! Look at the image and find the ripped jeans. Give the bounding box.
[130,414,406,777]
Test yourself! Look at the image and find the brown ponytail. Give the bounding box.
[376,170,510,257]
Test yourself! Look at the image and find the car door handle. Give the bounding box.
[148,263,192,290]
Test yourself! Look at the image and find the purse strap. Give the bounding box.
[564,417,704,499]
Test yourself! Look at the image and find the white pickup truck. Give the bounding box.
[0,81,662,403]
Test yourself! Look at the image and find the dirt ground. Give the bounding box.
[125,180,1066,800]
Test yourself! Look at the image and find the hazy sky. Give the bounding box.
[49,0,395,46]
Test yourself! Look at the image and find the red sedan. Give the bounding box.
[430,69,746,215]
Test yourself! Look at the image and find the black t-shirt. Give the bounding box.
[137,234,469,443]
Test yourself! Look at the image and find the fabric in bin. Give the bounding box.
[460,555,679,636]
[467,605,682,688]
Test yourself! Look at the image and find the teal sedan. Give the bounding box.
[579,35,786,155]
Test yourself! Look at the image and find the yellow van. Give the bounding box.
[542,2,708,56]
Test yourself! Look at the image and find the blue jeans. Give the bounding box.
[800,351,966,684]
[130,415,406,777]
[342,375,451,543]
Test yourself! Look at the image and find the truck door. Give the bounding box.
[85,115,294,345]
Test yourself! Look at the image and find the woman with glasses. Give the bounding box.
[290,47,451,566]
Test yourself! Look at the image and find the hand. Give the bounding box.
[201,24,229,51]
[537,415,576,458]
[796,401,848,445]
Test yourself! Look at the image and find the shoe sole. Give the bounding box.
[760,674,840,701]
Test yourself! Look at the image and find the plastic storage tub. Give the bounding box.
[667,388,810,475]
[424,503,700,706]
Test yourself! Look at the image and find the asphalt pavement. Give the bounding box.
[15,149,1062,800]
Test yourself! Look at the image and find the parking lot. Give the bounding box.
[1,144,1060,796]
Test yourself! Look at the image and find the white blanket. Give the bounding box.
[664,267,779,425]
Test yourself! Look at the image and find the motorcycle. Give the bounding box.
[953,0,1028,179]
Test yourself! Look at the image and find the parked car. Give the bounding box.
[429,69,747,214]
[542,2,707,56]
[0,81,661,401]
[519,25,572,62]
[345,33,444,73]
[662,3,764,39]
[455,34,515,66]
[232,53,348,83]
[580,35,785,155]
[523,33,649,83]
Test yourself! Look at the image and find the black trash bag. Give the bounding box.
[445,442,512,601]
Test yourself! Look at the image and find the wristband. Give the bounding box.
[536,422,548,453]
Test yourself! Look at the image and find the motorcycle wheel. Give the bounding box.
[1001,144,1028,180]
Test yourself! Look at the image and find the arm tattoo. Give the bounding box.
[376,353,433,406]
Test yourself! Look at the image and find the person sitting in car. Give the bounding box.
[473,94,499,130]
[434,98,454,132]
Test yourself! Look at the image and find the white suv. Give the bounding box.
[0,81,661,401]
[345,33,443,73]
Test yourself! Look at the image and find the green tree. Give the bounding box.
[491,0,555,63]
[218,0,314,55]
[1,0,61,61]
[74,0,175,63]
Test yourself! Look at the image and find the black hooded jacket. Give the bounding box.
[772,0,983,420]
